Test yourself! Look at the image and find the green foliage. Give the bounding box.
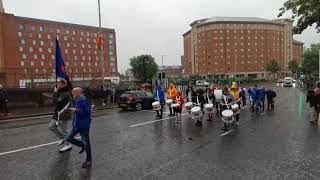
[266,60,281,74]
[288,60,299,74]
[129,55,158,83]
[301,43,320,75]
[278,0,320,34]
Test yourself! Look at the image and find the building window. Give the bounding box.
[41,54,45,60]
[248,42,250,46]
[38,34,42,38]
[56,29,61,33]
[82,56,86,61]
[87,32,91,37]
[110,56,115,62]
[73,50,76,54]
[52,55,55,60]
[40,40,44,46]
[108,33,113,39]
[74,56,78,60]
[73,30,76,35]
[64,36,67,41]
[81,44,85,48]
[22,54,27,59]
[66,30,70,34]
[73,43,77,48]
[39,47,43,52]
[96,56,99,61]
[19,24,25,30]
[41,61,44,66]
[86,38,90,43]
[21,39,26,45]
[65,49,69,54]
[31,26,36,31]
[66,62,69,66]
[95,62,98,66]
[19,47,23,52]
[88,56,92,61]
[40,26,44,32]
[31,61,34,66]
[35,69,39,73]
[18,32,22,37]
[94,50,97,55]
[88,44,91,48]
[81,62,84,66]
[29,47,33,52]
[20,61,25,67]
[50,42,53,47]
[47,34,51,39]
[67,43,70,47]
[81,32,84,36]
[88,62,91,66]
[34,54,38,59]
[48,48,52,53]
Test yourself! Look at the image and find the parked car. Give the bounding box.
[277,78,284,83]
[118,90,154,111]
[283,77,293,87]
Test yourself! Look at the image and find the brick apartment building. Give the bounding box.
[183,17,304,78]
[160,66,183,78]
[0,7,118,87]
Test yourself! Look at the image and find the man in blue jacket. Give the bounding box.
[66,87,92,168]
[154,82,165,119]
[258,87,267,112]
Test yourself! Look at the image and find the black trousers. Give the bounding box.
[169,107,175,115]
[156,104,164,117]
[242,98,246,107]
[267,99,274,110]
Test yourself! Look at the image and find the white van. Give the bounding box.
[196,80,210,86]
[283,77,293,87]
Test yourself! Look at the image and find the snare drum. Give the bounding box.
[152,101,161,110]
[222,110,234,123]
[231,104,239,114]
[204,103,214,113]
[191,106,201,118]
[166,99,173,107]
[185,102,193,111]
[171,103,180,108]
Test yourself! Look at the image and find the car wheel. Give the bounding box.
[121,107,127,110]
[135,102,142,111]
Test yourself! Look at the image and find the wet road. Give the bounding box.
[0,83,319,180]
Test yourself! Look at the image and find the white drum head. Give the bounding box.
[152,101,160,106]
[204,103,213,108]
[191,106,201,113]
[185,102,193,107]
[231,104,239,109]
[171,103,180,108]
[222,110,233,117]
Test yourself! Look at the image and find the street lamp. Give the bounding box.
[98,0,105,84]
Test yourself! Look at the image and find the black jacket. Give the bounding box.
[53,87,72,121]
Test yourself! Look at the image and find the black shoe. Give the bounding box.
[156,115,160,118]
[81,161,92,169]
[79,148,85,154]
[195,120,200,126]
[199,121,202,126]
[159,116,163,119]
[207,118,212,121]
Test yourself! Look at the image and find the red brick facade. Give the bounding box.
[0,12,118,87]
[293,40,304,64]
[183,17,303,78]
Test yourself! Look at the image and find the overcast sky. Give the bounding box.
[3,0,320,73]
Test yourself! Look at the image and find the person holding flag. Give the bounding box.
[48,38,73,152]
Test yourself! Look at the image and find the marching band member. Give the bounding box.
[154,82,165,119]
[186,86,195,102]
[205,86,215,121]
[192,89,205,126]
[174,91,185,123]
[167,83,177,117]
[220,87,236,131]
[240,87,247,109]
[230,83,241,125]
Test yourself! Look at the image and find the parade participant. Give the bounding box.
[174,91,185,123]
[266,89,276,111]
[240,87,247,109]
[154,82,165,119]
[205,86,215,121]
[66,87,92,168]
[167,83,177,117]
[186,86,195,102]
[258,87,267,112]
[230,83,241,125]
[192,89,206,126]
[220,87,236,131]
[309,81,320,125]
[49,78,72,152]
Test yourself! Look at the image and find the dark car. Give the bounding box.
[118,90,154,111]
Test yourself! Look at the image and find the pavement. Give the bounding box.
[0,82,319,180]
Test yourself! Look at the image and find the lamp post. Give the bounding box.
[98,0,105,84]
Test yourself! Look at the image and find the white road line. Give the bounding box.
[220,130,233,136]
[130,114,188,128]
[0,136,81,156]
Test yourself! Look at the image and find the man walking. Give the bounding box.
[66,87,92,168]
[49,78,72,152]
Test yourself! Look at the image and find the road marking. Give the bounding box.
[0,136,81,156]
[220,130,233,136]
[130,114,188,127]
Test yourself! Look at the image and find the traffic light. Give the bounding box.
[162,72,165,79]
[158,72,162,80]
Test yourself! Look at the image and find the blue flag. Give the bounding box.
[55,38,69,80]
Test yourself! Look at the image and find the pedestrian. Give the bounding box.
[100,85,106,106]
[240,87,247,109]
[105,86,112,107]
[49,78,72,152]
[308,82,320,125]
[154,82,165,119]
[230,83,241,125]
[266,89,276,111]
[174,91,185,123]
[66,87,92,168]
[111,86,116,103]
[258,87,267,112]
[0,85,9,116]
[167,83,177,117]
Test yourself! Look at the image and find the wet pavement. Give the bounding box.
[0,83,319,180]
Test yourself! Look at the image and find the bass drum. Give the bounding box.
[222,110,233,123]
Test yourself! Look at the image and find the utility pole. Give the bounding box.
[98,0,105,84]
[319,50,320,80]
[143,56,147,83]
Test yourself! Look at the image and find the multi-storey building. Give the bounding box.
[183,17,304,78]
[0,10,118,87]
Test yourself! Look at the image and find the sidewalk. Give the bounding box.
[0,103,118,121]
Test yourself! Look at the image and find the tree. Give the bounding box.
[278,0,320,34]
[266,60,281,78]
[301,43,320,75]
[288,60,299,75]
[129,54,158,83]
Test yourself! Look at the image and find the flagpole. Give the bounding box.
[98,0,105,84]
